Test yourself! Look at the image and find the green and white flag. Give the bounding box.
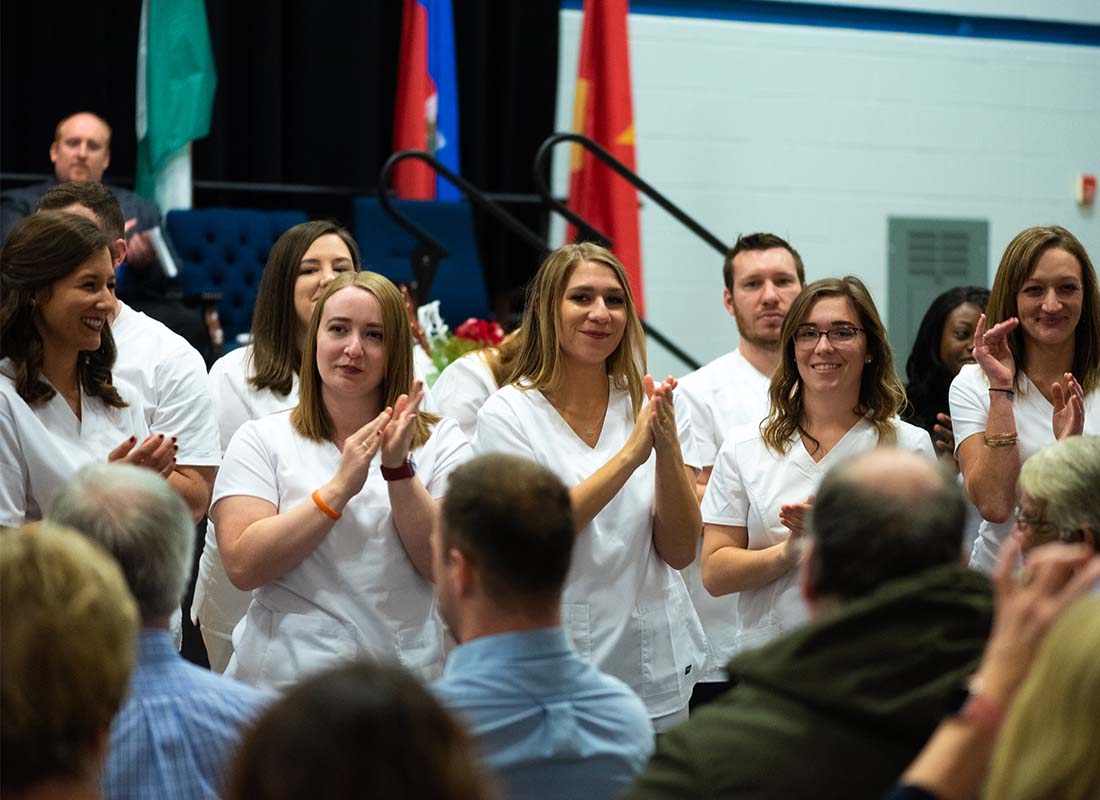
[136,0,217,211]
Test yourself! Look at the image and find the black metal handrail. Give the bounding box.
[533,132,725,370]
[378,150,547,299]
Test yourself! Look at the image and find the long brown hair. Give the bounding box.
[504,243,646,415]
[249,220,361,396]
[0,212,125,408]
[985,225,1100,394]
[291,271,436,446]
[762,276,905,454]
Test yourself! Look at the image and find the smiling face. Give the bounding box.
[557,260,628,368]
[725,247,803,349]
[34,247,116,357]
[938,301,982,378]
[315,286,386,406]
[293,234,356,341]
[793,295,868,398]
[1016,247,1084,351]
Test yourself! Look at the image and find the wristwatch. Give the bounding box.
[381,456,416,482]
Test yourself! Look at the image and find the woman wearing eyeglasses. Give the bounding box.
[700,277,934,651]
[949,226,1100,574]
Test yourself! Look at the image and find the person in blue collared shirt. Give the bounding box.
[48,463,271,800]
[432,453,655,800]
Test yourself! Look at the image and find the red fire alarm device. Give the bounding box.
[1079,174,1097,206]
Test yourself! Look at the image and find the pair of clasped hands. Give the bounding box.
[622,375,688,469]
[970,314,1085,440]
[329,381,427,499]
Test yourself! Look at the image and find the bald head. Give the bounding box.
[807,448,964,603]
[842,449,943,505]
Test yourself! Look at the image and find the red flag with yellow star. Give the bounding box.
[566,0,644,316]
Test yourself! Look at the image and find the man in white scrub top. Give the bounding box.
[36,183,220,522]
[676,233,805,701]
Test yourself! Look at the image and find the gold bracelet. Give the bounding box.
[983,432,1018,448]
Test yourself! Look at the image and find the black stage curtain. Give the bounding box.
[1,0,559,310]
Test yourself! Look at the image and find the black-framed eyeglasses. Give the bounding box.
[1013,505,1076,543]
[793,325,865,348]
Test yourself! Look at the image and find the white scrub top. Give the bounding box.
[678,349,770,468]
[207,345,298,453]
[111,302,220,467]
[949,363,1100,574]
[212,411,470,691]
[0,359,149,526]
[473,384,708,719]
[677,348,770,681]
[193,345,300,666]
[701,416,934,653]
[430,351,498,440]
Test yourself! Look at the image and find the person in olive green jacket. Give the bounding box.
[625,449,993,800]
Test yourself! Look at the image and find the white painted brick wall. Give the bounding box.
[552,9,1100,378]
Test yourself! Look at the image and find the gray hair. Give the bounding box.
[1019,436,1100,535]
[46,464,194,620]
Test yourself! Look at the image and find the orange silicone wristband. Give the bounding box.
[312,489,341,520]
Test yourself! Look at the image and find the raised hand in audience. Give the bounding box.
[970,314,1018,389]
[1051,372,1085,440]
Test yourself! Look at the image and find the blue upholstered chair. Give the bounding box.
[165,208,308,348]
[353,198,490,327]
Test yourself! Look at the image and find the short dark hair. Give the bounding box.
[808,457,965,601]
[440,453,574,607]
[36,181,126,241]
[227,662,491,800]
[723,232,806,291]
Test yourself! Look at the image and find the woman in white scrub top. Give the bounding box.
[211,271,469,691]
[196,221,361,671]
[702,276,934,651]
[950,226,1100,574]
[473,243,706,730]
[0,212,175,526]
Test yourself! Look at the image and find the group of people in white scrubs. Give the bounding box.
[3,209,1098,728]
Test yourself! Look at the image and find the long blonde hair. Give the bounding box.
[984,596,1100,800]
[504,243,646,416]
[761,276,905,454]
[291,272,436,446]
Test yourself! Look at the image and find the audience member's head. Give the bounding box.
[47,463,194,626]
[50,112,113,184]
[226,661,493,800]
[37,180,127,266]
[1015,435,1100,554]
[1,523,138,795]
[983,595,1100,800]
[249,220,361,396]
[904,285,990,432]
[722,232,805,352]
[804,449,965,614]
[434,454,574,641]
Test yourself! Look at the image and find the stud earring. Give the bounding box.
[865,356,872,363]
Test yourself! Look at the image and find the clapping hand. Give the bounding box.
[647,375,681,457]
[971,314,1018,389]
[1051,372,1085,440]
[108,433,176,477]
[332,409,392,499]
[381,381,425,469]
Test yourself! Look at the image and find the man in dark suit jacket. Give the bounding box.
[1,111,160,251]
